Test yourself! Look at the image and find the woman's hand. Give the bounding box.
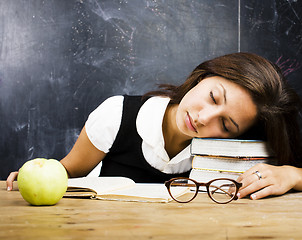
[236,163,302,200]
[6,171,19,191]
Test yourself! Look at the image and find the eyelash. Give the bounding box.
[221,119,229,132]
[210,91,216,104]
[210,91,229,133]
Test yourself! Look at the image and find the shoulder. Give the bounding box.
[85,95,124,153]
[88,95,124,120]
[97,95,124,109]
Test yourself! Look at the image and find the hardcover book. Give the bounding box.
[191,155,275,173]
[190,138,274,158]
[189,168,241,181]
[189,138,275,183]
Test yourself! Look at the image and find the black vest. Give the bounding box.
[100,95,190,183]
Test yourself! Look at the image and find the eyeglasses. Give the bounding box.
[165,177,242,204]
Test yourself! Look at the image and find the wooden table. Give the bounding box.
[1,181,302,239]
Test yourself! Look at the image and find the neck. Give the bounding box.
[162,104,191,159]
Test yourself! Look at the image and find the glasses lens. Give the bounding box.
[169,178,197,203]
[208,179,237,203]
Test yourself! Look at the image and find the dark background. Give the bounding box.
[0,0,301,180]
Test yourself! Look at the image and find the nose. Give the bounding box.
[196,107,221,126]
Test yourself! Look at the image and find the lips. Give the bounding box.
[185,112,197,133]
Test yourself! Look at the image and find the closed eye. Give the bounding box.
[210,90,231,133]
[210,91,217,104]
[222,119,229,132]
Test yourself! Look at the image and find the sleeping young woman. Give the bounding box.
[6,52,302,200]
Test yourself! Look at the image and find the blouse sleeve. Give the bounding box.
[85,95,124,153]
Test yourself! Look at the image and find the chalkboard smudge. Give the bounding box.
[276,56,301,76]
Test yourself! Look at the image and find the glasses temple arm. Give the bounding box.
[210,184,237,198]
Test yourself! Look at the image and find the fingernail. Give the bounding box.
[250,194,256,200]
[7,187,11,191]
[237,193,241,199]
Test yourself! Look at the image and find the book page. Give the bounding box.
[192,155,270,172]
[96,183,189,203]
[190,138,274,157]
[67,177,136,195]
[66,177,189,203]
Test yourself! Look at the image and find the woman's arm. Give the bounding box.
[6,126,106,190]
[236,163,302,200]
[60,126,106,178]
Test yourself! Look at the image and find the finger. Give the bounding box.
[6,171,19,191]
[237,168,258,183]
[250,185,275,200]
[237,178,268,199]
[237,171,261,191]
[237,163,267,182]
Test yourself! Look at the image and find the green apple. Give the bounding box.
[17,158,68,206]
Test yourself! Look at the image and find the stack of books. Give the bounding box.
[189,138,276,182]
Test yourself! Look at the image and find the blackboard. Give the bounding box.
[241,0,302,90]
[0,0,301,180]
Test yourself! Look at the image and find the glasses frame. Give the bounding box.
[165,177,242,204]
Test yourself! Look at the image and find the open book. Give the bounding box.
[65,177,188,203]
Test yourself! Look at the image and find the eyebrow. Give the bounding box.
[220,83,240,132]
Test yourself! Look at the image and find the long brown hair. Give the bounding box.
[145,52,302,166]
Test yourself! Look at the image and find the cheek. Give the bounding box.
[180,88,202,107]
[175,107,185,130]
[196,123,224,138]
[175,111,182,129]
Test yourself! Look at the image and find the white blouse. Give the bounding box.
[85,95,192,177]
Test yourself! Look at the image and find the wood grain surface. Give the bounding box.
[1,181,302,239]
